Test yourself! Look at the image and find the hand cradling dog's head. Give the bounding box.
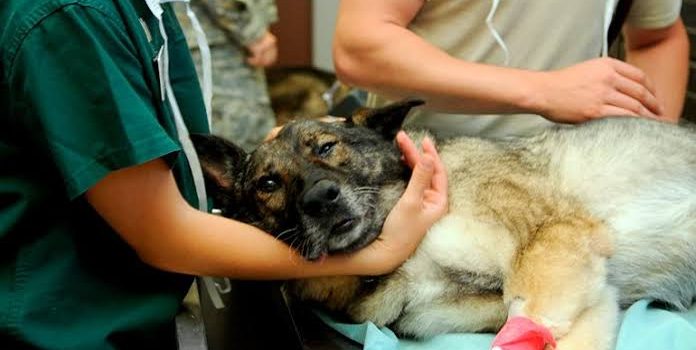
[192,99,425,260]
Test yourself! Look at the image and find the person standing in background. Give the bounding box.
[177,0,278,151]
[334,0,688,139]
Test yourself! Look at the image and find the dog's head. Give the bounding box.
[193,99,424,260]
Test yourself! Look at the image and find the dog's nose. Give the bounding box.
[301,179,340,216]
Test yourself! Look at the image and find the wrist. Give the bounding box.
[322,245,400,277]
[515,70,552,117]
[283,242,395,278]
[314,253,371,277]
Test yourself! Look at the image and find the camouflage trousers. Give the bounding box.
[190,44,276,152]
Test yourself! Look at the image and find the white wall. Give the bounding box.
[312,0,340,72]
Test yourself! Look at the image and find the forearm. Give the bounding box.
[145,204,372,279]
[87,159,369,280]
[87,154,448,280]
[333,1,543,115]
[624,19,689,122]
[335,0,669,123]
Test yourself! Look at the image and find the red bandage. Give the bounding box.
[490,316,557,350]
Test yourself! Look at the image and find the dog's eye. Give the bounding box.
[316,141,337,158]
[256,176,280,193]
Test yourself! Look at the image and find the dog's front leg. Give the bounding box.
[553,286,618,350]
[501,216,616,350]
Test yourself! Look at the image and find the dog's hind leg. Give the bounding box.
[502,216,614,342]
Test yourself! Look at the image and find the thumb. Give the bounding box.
[402,154,434,200]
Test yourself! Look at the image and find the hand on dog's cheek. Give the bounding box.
[341,132,448,275]
[397,131,420,169]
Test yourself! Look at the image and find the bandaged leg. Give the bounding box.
[554,286,618,350]
[500,218,613,347]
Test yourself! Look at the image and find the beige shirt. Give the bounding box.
[367,0,682,138]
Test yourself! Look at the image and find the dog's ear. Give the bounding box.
[348,99,424,138]
[190,133,247,205]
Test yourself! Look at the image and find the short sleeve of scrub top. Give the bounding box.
[6,2,181,199]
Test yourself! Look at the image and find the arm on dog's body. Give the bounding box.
[84,134,446,279]
[333,0,681,122]
[623,19,689,122]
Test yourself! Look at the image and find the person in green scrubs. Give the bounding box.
[0,1,448,349]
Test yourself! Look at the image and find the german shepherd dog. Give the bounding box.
[192,100,696,350]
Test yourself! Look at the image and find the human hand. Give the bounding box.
[534,57,665,123]
[351,132,448,275]
[245,30,278,68]
[264,125,283,141]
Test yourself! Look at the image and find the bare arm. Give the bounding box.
[624,18,689,122]
[334,0,539,114]
[334,0,663,122]
[85,133,446,279]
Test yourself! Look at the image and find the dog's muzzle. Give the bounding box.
[301,179,341,216]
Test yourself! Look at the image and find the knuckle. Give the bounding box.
[587,107,601,119]
[580,107,593,119]
[599,68,617,84]
[599,57,613,68]
[600,86,613,98]
[635,70,646,83]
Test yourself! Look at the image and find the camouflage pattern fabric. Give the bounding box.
[176,0,278,151]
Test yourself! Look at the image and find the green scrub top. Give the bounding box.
[0,0,210,348]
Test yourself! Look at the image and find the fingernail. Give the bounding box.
[422,156,433,170]
[396,131,406,142]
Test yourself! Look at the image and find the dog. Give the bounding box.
[265,66,351,125]
[192,100,696,350]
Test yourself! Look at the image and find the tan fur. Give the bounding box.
[286,118,696,349]
[196,110,695,350]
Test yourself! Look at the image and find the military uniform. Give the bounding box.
[176,0,278,151]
